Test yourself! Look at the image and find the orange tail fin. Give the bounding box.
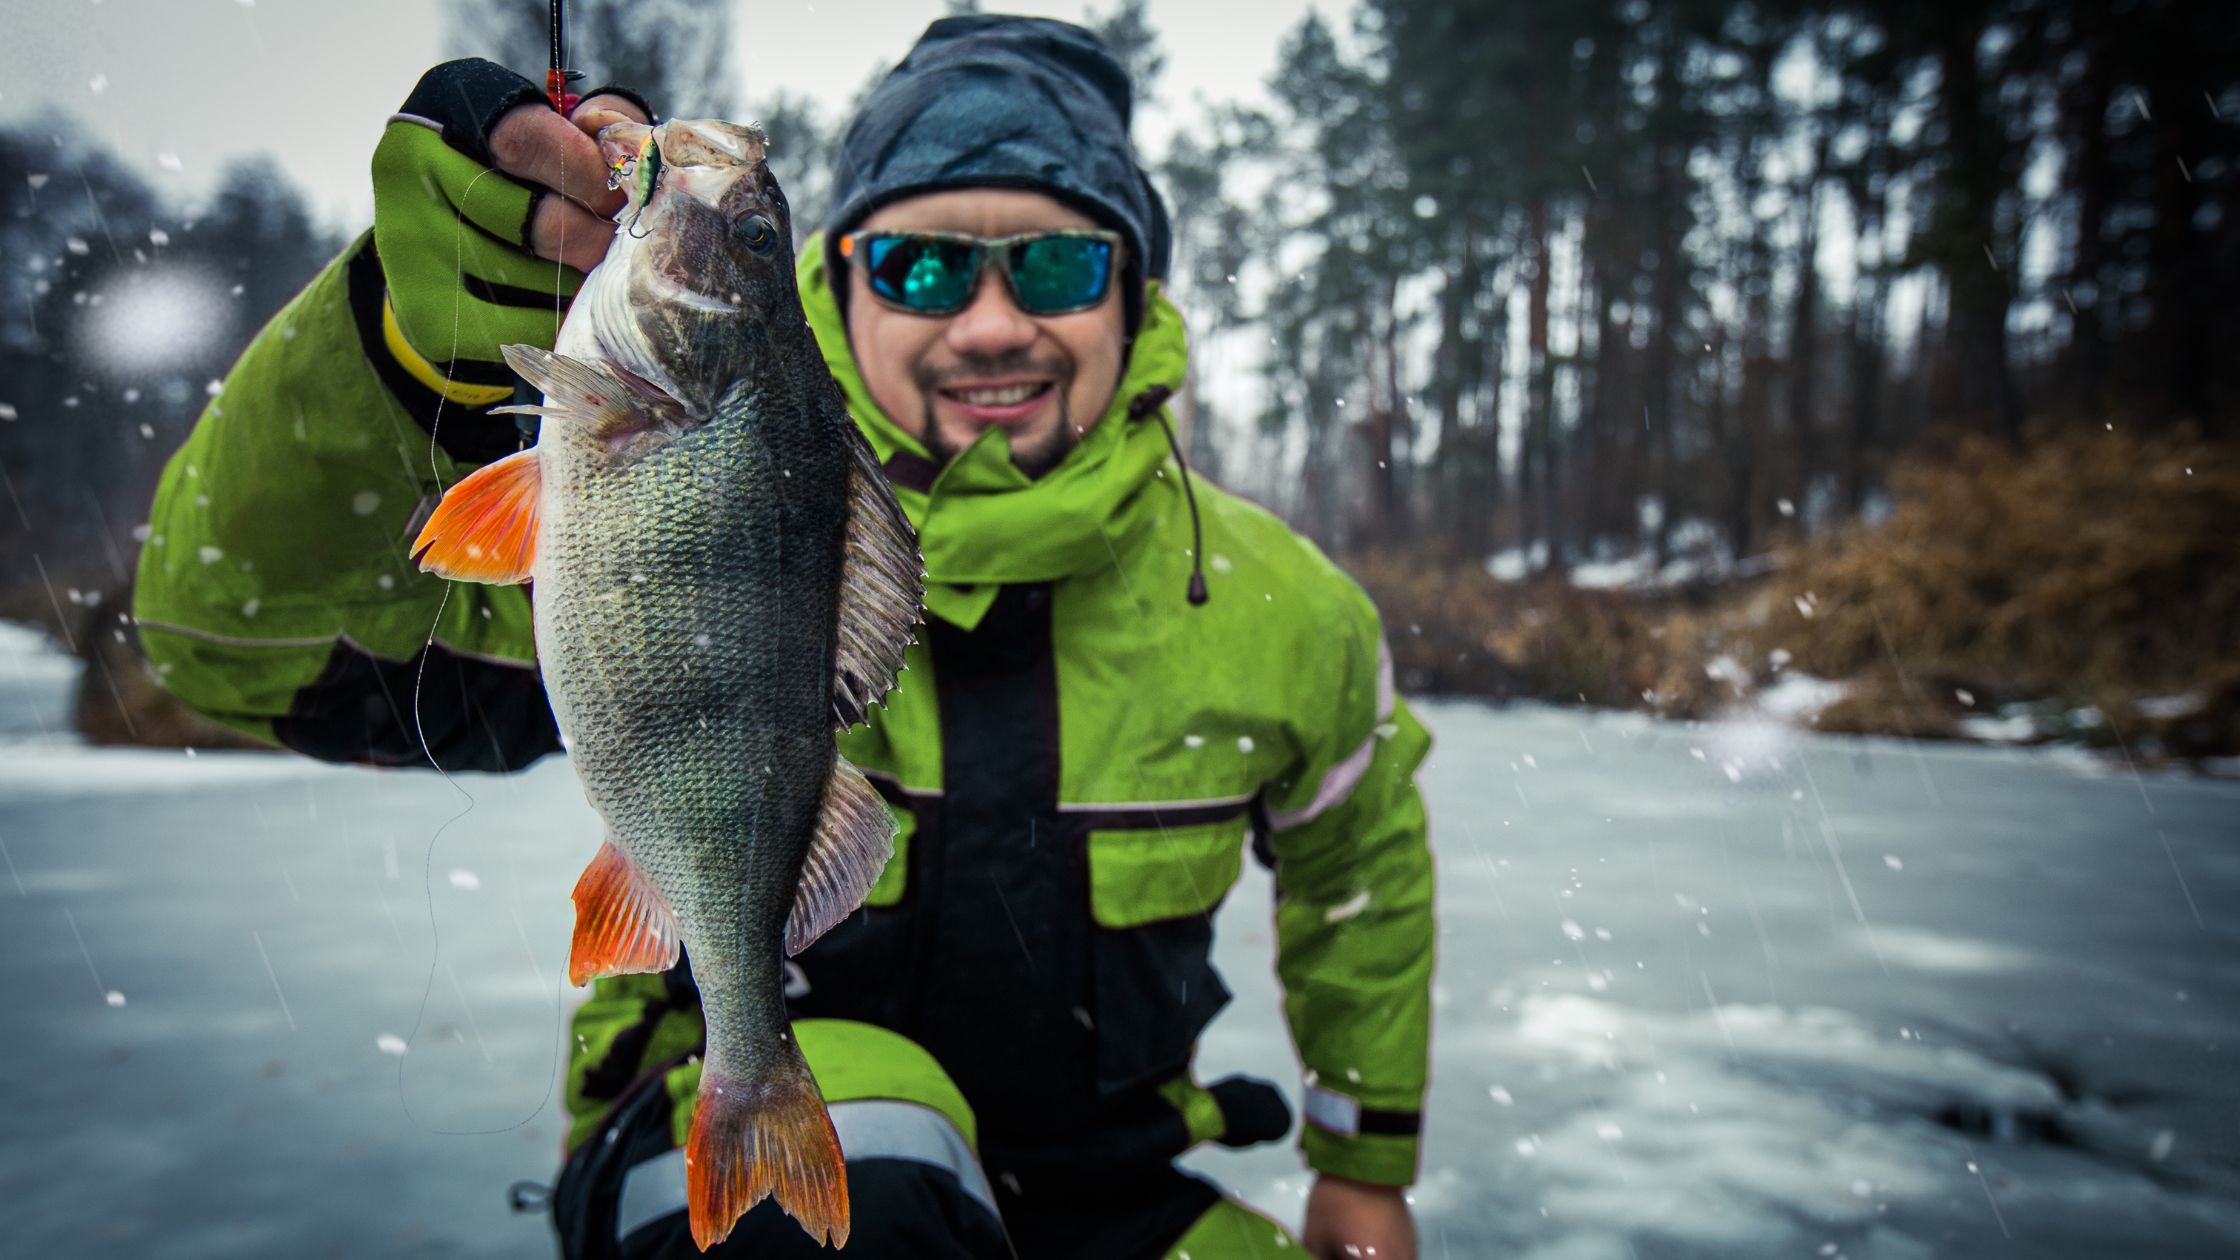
[686,1056,849,1251]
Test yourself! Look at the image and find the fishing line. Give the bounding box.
[392,583,566,1137]
[388,171,566,1137]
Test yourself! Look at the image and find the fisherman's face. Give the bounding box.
[844,188,1127,479]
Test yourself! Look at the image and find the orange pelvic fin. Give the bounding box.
[686,1058,850,1251]
[410,446,541,585]
[567,835,682,986]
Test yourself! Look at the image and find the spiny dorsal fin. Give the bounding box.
[494,344,685,446]
[784,756,895,956]
[568,832,683,985]
[831,423,924,731]
[412,446,541,584]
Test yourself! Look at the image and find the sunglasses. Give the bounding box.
[839,229,1123,317]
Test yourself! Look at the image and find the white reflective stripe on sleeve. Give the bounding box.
[1303,1084,1362,1137]
[614,1098,997,1241]
[1266,638,1397,834]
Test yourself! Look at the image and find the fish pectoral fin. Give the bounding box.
[568,834,683,986]
[498,343,686,447]
[831,426,925,731]
[411,446,541,584]
[785,756,894,957]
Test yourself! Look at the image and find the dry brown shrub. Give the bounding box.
[1345,550,1673,707]
[1811,669,1963,740]
[1737,427,2240,707]
[1344,427,2239,760]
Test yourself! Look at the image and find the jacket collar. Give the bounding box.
[797,234,1190,630]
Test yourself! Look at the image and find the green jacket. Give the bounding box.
[136,91,1434,1193]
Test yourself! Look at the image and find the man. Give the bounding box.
[134,16,1433,1260]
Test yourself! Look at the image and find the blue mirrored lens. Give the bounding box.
[864,236,976,312]
[1010,237,1114,313]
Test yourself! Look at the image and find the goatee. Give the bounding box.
[916,349,1078,480]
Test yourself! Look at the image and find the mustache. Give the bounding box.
[915,350,1073,392]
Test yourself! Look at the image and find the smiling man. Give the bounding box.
[134,15,1433,1260]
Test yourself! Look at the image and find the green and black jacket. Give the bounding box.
[135,63,1435,1199]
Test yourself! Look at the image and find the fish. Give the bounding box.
[410,116,923,1250]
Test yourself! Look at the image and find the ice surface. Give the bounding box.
[4,629,2239,1257]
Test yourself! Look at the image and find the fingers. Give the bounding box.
[573,91,652,130]
[490,102,628,220]
[528,190,617,273]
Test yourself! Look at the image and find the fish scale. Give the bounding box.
[411,115,923,1251]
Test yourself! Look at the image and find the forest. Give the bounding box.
[3,0,2234,757]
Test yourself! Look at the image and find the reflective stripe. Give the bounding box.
[615,1149,688,1242]
[615,1098,996,1241]
[1056,789,1257,816]
[132,618,339,650]
[134,622,535,672]
[380,295,515,406]
[1302,1082,1421,1139]
[1268,638,1396,833]
[1303,1084,1361,1137]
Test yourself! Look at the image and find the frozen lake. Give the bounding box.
[4,621,2237,1258]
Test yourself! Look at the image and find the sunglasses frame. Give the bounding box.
[838,228,1126,317]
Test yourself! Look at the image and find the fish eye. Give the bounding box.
[739,214,778,255]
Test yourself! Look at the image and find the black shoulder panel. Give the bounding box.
[271,635,560,773]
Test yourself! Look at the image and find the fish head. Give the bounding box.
[583,118,801,415]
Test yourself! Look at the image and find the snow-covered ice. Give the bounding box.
[4,626,2238,1257]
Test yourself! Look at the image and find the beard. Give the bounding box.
[915,350,1078,480]
[919,403,1077,479]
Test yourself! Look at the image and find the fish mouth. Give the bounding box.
[597,119,770,225]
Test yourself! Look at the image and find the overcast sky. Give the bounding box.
[0,0,1344,228]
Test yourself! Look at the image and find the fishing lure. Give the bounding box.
[622,132,661,239]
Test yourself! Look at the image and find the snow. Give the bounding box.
[1960,710,2043,744]
[1567,554,1655,589]
[2137,693,2206,721]
[1490,545,1719,591]
[1754,670,1848,722]
[5,628,2240,1256]
[1485,543,1545,581]
[77,265,232,375]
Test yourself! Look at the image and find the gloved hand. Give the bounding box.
[370,58,653,407]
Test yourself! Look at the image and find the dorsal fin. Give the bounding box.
[785,756,895,956]
[831,423,924,731]
[411,446,541,584]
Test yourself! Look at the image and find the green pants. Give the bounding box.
[563,1019,1298,1260]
